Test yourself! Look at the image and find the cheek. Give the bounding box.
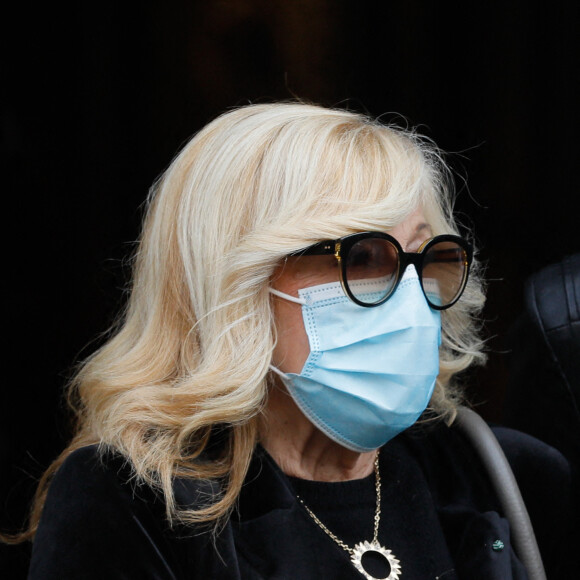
[270,256,338,374]
[272,298,311,374]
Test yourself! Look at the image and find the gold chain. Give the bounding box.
[297,453,381,555]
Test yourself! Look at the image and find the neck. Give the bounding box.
[259,380,377,481]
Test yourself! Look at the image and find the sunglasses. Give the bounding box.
[289,232,473,309]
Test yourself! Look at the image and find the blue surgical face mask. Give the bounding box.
[270,265,441,452]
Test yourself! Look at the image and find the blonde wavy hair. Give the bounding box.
[23,101,486,539]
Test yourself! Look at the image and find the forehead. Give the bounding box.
[389,207,432,251]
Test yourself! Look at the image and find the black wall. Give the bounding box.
[2,1,579,576]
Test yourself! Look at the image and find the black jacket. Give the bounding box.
[28,422,575,579]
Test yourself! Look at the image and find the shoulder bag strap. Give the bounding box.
[455,406,546,580]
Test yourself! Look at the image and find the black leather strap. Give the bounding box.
[455,406,546,580]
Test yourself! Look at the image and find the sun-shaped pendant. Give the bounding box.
[350,540,402,580]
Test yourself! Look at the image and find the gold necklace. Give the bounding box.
[297,453,402,580]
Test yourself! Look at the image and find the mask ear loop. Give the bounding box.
[268,288,307,377]
[269,287,307,305]
[268,363,288,378]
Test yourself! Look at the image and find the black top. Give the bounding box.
[28,422,576,579]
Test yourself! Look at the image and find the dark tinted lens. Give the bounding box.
[344,238,399,304]
[422,240,468,307]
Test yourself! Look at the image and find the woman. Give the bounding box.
[23,103,573,579]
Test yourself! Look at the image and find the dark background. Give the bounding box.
[2,1,579,576]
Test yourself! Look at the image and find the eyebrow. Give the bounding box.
[405,222,433,252]
[416,222,433,236]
